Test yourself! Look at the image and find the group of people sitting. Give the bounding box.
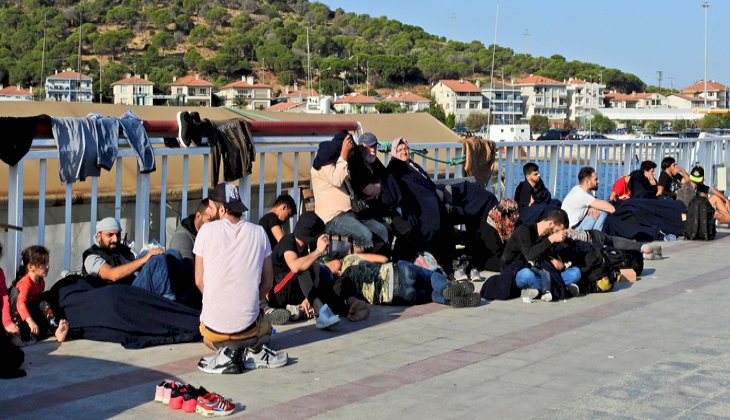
[2,130,725,379]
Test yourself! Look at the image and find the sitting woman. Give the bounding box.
[628,160,658,199]
[473,199,520,272]
[310,131,389,253]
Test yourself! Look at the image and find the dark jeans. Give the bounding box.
[393,260,449,305]
[268,264,347,315]
[132,252,176,300]
[119,110,156,173]
[326,212,389,249]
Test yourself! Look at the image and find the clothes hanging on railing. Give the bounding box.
[87,113,120,171]
[0,115,50,166]
[208,119,256,184]
[51,117,103,183]
[118,110,156,173]
[458,137,498,187]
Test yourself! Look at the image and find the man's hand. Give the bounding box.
[587,207,600,218]
[340,134,354,160]
[548,229,567,244]
[315,234,329,254]
[26,319,39,336]
[362,183,381,199]
[550,257,565,271]
[143,247,164,262]
[5,323,20,335]
[300,298,314,319]
[347,298,369,322]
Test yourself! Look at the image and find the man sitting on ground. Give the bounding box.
[657,157,689,199]
[514,162,558,208]
[562,166,615,231]
[194,183,287,373]
[82,217,176,300]
[687,165,730,225]
[258,194,297,249]
[609,175,631,202]
[267,212,370,328]
[627,160,658,199]
[501,209,581,301]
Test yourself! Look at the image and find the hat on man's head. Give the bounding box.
[294,212,325,244]
[689,166,704,183]
[96,217,121,233]
[209,183,248,213]
[358,132,378,147]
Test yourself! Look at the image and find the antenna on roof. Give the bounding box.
[488,1,500,124]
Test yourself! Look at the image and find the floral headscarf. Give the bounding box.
[486,198,519,242]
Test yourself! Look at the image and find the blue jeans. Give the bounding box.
[132,253,176,300]
[51,117,102,182]
[515,266,581,291]
[326,212,388,249]
[119,110,156,173]
[394,260,449,304]
[577,210,608,231]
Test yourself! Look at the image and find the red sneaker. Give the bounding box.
[196,393,235,417]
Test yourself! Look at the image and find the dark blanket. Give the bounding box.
[603,198,686,241]
[52,275,201,349]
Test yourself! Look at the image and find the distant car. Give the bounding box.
[536,129,571,140]
[452,126,469,136]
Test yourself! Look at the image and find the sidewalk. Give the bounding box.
[2,232,730,419]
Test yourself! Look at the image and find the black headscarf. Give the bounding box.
[312,130,348,170]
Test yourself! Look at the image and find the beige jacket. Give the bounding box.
[311,157,352,223]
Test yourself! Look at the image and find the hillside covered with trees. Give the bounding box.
[0,0,647,101]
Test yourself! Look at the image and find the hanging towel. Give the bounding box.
[458,137,497,187]
[51,117,101,183]
[119,110,155,173]
[0,115,50,166]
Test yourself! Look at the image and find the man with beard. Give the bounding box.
[82,217,176,300]
[561,166,615,231]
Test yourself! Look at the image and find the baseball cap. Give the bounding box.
[294,212,325,244]
[689,166,704,183]
[358,132,378,147]
[209,183,248,213]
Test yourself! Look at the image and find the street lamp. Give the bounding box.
[702,0,710,109]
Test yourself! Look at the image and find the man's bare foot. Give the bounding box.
[55,319,69,343]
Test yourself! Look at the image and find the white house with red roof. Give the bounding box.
[170,74,213,107]
[218,76,272,109]
[279,84,319,103]
[566,77,606,120]
[111,74,154,106]
[513,74,567,123]
[382,92,430,112]
[45,69,93,103]
[0,85,33,101]
[430,79,484,123]
[605,92,666,109]
[333,93,378,114]
[668,80,730,109]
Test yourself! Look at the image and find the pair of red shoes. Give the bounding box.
[154,380,235,416]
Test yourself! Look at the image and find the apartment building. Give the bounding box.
[430,79,483,123]
[670,80,730,109]
[481,82,523,123]
[45,70,93,103]
[566,78,605,120]
[513,75,567,123]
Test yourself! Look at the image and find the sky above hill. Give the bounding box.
[321,0,728,90]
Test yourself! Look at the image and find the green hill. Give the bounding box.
[0,0,646,101]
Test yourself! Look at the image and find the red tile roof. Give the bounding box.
[171,75,213,87]
[0,85,32,96]
[220,80,272,90]
[111,76,154,86]
[280,88,319,98]
[680,80,729,93]
[334,93,378,104]
[514,75,564,85]
[268,102,305,111]
[567,78,586,84]
[438,80,482,93]
[383,92,430,103]
[47,70,91,80]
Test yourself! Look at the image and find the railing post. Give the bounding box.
[6,161,23,280]
[548,146,559,199]
[134,168,151,253]
[504,146,515,198]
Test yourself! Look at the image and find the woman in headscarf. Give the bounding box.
[310,131,389,253]
[473,198,520,272]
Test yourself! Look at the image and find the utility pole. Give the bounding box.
[657,70,663,95]
[77,12,82,102]
[702,0,710,109]
[522,29,529,55]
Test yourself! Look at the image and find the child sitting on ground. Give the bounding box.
[10,245,69,344]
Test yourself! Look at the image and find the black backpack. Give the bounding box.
[684,196,716,240]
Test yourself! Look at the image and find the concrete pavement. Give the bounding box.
[2,231,730,419]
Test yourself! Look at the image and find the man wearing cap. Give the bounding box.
[348,132,388,212]
[268,212,369,329]
[194,183,287,371]
[687,165,730,225]
[82,217,176,300]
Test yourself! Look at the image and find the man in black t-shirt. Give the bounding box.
[687,165,730,225]
[657,157,689,199]
[258,194,296,249]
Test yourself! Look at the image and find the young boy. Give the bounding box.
[11,246,69,344]
[258,194,297,249]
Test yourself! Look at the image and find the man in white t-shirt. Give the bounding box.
[193,183,287,374]
[561,166,615,231]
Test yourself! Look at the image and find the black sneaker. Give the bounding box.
[197,347,243,374]
[175,111,192,148]
[188,112,205,146]
[442,281,475,300]
[448,293,481,308]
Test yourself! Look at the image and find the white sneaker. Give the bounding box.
[243,344,288,369]
[541,291,553,302]
[315,304,340,329]
[520,288,539,300]
[453,269,468,282]
[469,268,482,282]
